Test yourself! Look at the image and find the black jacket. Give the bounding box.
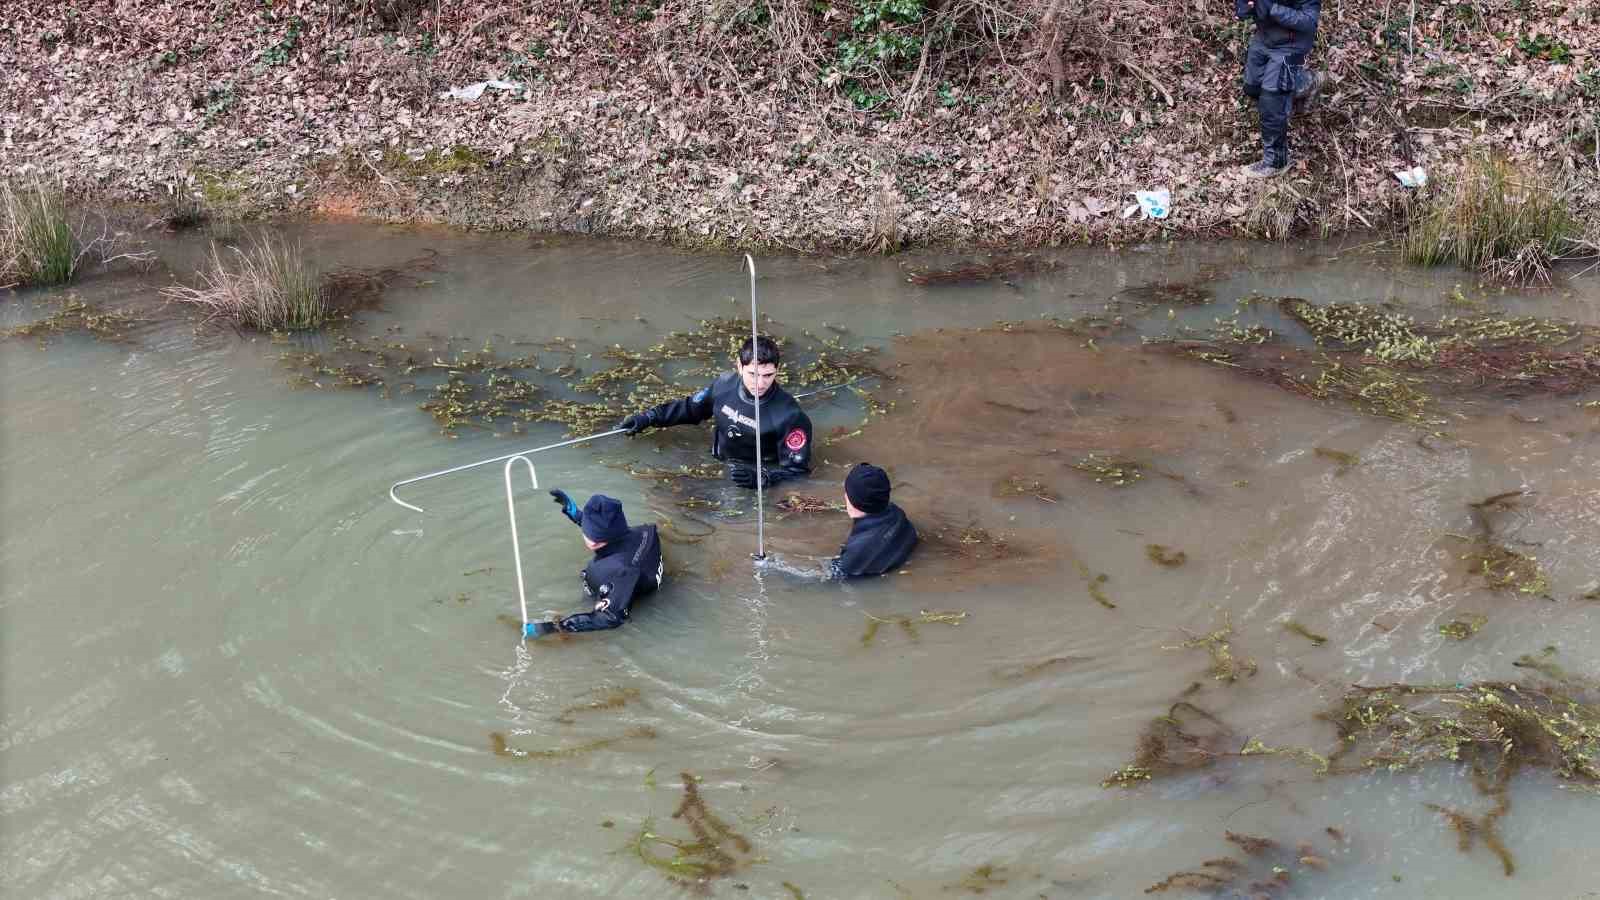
[1236,0,1319,52]
[828,504,918,579]
[646,372,813,484]
[555,524,663,633]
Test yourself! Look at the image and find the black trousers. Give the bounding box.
[1243,42,1310,168]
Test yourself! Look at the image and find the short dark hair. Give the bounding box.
[738,335,780,367]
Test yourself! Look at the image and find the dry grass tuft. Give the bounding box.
[1403,152,1580,285]
[163,234,327,331]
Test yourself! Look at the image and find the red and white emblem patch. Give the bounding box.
[784,428,807,451]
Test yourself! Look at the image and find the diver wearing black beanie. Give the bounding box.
[830,463,918,579]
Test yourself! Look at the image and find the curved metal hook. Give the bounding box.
[503,455,539,633]
[389,428,626,514]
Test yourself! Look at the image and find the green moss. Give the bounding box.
[1439,614,1488,640]
[1145,544,1187,568]
[1283,620,1328,646]
[1071,453,1144,486]
[1167,611,1256,682]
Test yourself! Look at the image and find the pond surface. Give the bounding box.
[4,225,1600,899]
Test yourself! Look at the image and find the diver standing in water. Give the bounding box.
[827,463,918,579]
[618,335,813,490]
[521,491,663,638]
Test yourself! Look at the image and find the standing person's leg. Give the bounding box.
[1259,90,1292,170]
[1240,40,1282,178]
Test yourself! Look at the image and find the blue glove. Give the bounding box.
[524,621,558,639]
[549,489,581,525]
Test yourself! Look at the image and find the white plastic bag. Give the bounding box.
[439,80,523,102]
[1122,189,1172,220]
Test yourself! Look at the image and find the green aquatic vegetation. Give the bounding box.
[1071,453,1144,486]
[1440,614,1488,640]
[781,882,805,899]
[1074,561,1116,609]
[1283,620,1327,646]
[1402,151,1580,285]
[1511,649,1576,683]
[993,474,1059,503]
[950,863,1006,894]
[1308,361,1441,426]
[555,686,641,724]
[1313,447,1360,473]
[1282,298,1435,363]
[0,296,136,344]
[1,180,78,288]
[490,726,657,760]
[1167,612,1257,682]
[629,772,755,892]
[1145,544,1187,568]
[860,609,968,646]
[1426,795,1516,876]
[1239,738,1331,774]
[1147,829,1341,893]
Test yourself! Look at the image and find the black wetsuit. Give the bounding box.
[828,503,918,579]
[1237,0,1322,168]
[554,524,663,633]
[644,372,813,486]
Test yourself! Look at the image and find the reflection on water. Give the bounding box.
[3,225,1600,898]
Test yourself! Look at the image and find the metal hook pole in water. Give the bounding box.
[503,455,538,634]
[389,428,626,513]
[790,374,880,401]
[747,252,766,561]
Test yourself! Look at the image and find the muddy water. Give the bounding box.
[3,225,1600,899]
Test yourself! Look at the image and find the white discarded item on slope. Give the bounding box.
[439,80,522,102]
[1122,189,1172,220]
[1393,166,1428,188]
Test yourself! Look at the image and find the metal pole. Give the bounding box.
[790,374,879,401]
[389,428,626,513]
[747,253,765,560]
[503,455,538,634]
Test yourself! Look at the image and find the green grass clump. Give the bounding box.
[2,181,78,288]
[1403,152,1580,285]
[163,235,327,331]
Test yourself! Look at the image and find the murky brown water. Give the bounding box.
[4,224,1600,898]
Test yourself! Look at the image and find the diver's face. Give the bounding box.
[739,361,778,398]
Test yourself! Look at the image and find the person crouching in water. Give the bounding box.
[618,335,812,490]
[521,491,663,639]
[828,463,918,579]
[1237,0,1325,178]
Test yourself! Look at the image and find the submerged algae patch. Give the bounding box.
[629,772,756,893]
[489,726,656,760]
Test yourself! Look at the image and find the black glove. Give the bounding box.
[730,464,789,489]
[550,489,581,524]
[619,411,655,435]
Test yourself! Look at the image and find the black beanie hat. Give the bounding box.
[844,463,892,514]
[580,494,630,544]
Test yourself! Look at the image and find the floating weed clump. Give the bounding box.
[1239,737,1331,774]
[1074,561,1116,609]
[1426,799,1515,876]
[0,296,137,344]
[1167,612,1257,682]
[489,726,656,761]
[1146,829,1340,895]
[1313,447,1360,474]
[554,686,640,725]
[1440,614,1488,641]
[1282,298,1435,364]
[923,520,1017,562]
[1283,620,1328,646]
[1457,491,1551,597]
[993,474,1059,503]
[949,862,1007,894]
[1102,701,1235,788]
[776,493,844,515]
[1071,453,1144,487]
[1145,544,1187,568]
[860,610,967,646]
[629,772,755,892]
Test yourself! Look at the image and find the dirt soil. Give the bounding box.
[3,1,1597,249]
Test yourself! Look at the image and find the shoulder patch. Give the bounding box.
[691,387,709,404]
[784,428,807,451]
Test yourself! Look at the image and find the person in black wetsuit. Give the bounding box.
[521,491,663,639]
[828,462,917,579]
[1237,0,1325,178]
[617,335,812,490]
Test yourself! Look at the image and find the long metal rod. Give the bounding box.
[390,428,625,513]
[747,253,765,560]
[503,456,539,633]
[790,374,878,401]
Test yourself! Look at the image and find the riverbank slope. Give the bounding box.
[4,1,1596,250]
